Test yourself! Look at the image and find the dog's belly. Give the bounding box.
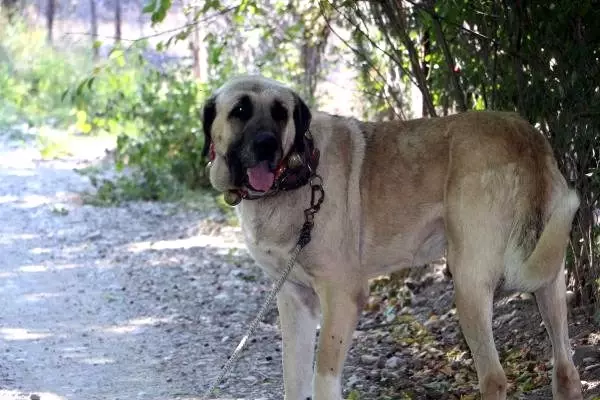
[362,214,447,278]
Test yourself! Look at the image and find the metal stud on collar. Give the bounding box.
[287,152,304,169]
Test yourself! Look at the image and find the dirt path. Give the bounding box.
[0,133,598,400]
[0,135,285,400]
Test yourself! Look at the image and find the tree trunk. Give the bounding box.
[115,0,121,43]
[90,0,98,59]
[430,14,467,112]
[381,0,437,117]
[300,23,330,106]
[189,7,201,80]
[46,0,55,45]
[421,29,431,117]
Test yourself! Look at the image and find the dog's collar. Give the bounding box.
[210,130,320,206]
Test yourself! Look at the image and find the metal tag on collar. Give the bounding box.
[224,190,243,206]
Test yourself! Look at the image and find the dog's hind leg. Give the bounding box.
[535,264,582,400]
[277,282,319,400]
[445,170,514,399]
[450,257,508,400]
[312,277,368,400]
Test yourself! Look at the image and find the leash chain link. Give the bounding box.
[202,175,324,399]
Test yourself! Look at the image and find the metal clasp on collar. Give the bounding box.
[299,174,324,247]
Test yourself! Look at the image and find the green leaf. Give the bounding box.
[348,391,361,400]
[142,0,157,14]
[150,0,172,24]
[109,49,124,60]
[61,89,70,102]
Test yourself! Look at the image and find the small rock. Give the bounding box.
[381,336,394,344]
[584,363,600,372]
[495,309,518,326]
[518,292,534,301]
[583,357,597,365]
[360,355,380,365]
[424,315,440,328]
[385,356,400,369]
[369,369,381,378]
[352,330,365,339]
[381,369,399,379]
[346,374,359,387]
[574,345,600,364]
[86,231,102,240]
[214,293,229,301]
[51,204,69,215]
[412,359,424,370]
[30,395,41,400]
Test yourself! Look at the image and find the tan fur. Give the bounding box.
[203,76,582,400]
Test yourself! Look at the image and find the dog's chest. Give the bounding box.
[237,203,309,278]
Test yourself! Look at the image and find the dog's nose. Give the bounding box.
[253,132,278,162]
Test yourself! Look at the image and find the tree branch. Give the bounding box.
[380,0,436,116]
[63,5,238,43]
[430,14,467,111]
[318,0,405,119]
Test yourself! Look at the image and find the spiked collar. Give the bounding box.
[209,130,320,206]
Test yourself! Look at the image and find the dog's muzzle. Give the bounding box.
[237,132,279,193]
[252,132,279,165]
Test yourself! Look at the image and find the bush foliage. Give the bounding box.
[0,19,88,127]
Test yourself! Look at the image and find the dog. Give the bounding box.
[201,75,582,400]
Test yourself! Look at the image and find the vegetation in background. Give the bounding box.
[71,59,212,201]
[0,14,213,202]
[0,18,89,128]
[338,0,600,313]
[1,0,598,312]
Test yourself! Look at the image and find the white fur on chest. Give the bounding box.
[238,199,315,285]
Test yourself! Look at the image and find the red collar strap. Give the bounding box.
[211,131,320,206]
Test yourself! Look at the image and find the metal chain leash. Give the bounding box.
[201,175,324,400]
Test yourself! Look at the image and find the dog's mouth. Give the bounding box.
[227,131,282,193]
[246,161,276,192]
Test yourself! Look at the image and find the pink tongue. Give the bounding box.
[247,161,275,192]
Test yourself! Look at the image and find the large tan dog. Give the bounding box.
[201,75,582,400]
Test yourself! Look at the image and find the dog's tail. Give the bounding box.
[521,189,579,290]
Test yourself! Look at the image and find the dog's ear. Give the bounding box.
[201,95,217,158]
[292,93,312,151]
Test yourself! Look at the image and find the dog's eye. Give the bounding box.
[229,95,253,121]
[271,101,288,122]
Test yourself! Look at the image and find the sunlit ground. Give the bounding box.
[0,390,67,400]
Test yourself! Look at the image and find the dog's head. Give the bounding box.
[201,76,311,193]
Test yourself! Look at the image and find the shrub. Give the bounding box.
[2,17,213,203]
[69,49,212,201]
[0,18,89,128]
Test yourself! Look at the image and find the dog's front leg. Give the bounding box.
[277,282,319,400]
[313,279,368,400]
